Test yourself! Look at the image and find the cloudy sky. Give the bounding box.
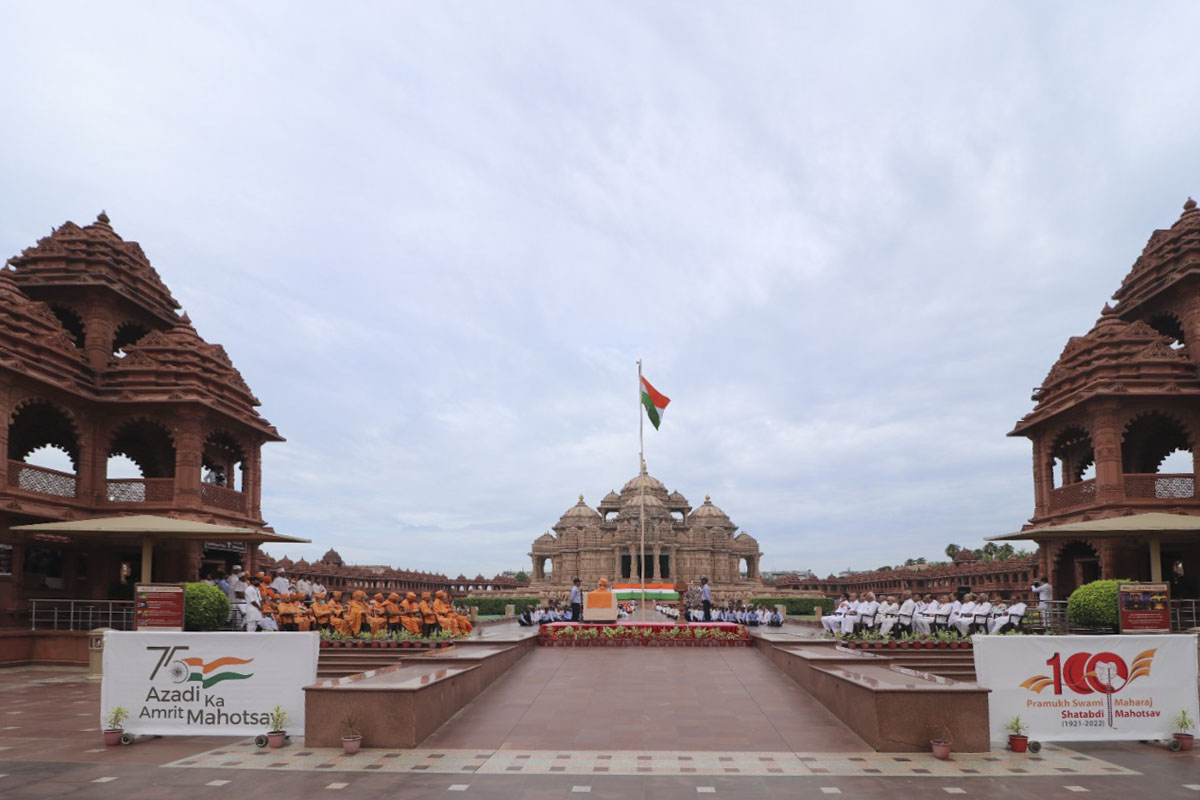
[4,2,1200,579]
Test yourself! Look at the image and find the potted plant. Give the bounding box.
[267,705,289,749]
[930,720,953,760]
[1005,715,1030,753]
[342,712,363,755]
[102,707,129,747]
[1173,709,1195,751]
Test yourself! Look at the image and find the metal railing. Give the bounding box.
[1171,599,1200,631]
[30,599,135,631]
[1025,601,1069,633]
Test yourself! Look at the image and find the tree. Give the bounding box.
[514,571,530,583]
[944,544,962,560]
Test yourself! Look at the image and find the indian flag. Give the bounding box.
[641,376,670,430]
[614,583,679,601]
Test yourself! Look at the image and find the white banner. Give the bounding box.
[100,632,319,736]
[974,634,1199,742]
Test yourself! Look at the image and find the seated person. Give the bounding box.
[914,594,939,635]
[768,608,784,627]
[877,595,901,637]
[842,592,879,634]
[970,593,992,635]
[821,594,852,633]
[991,598,1026,634]
[951,594,977,636]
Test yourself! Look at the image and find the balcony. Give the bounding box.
[7,461,76,498]
[7,460,248,516]
[106,478,174,503]
[1048,473,1196,512]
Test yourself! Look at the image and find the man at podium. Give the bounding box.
[583,578,619,623]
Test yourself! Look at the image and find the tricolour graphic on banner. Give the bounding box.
[974,634,1199,743]
[101,631,318,736]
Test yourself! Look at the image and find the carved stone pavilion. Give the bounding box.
[529,465,763,597]
[0,213,288,625]
[1002,198,1200,600]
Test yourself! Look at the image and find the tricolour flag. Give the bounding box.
[640,376,670,430]
[613,583,679,601]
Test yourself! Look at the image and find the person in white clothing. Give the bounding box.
[914,594,939,635]
[992,600,1027,633]
[821,595,852,633]
[892,591,916,636]
[971,594,992,634]
[295,578,312,600]
[952,595,977,635]
[1031,579,1054,611]
[270,569,290,596]
[243,581,263,632]
[843,592,879,634]
[877,595,901,637]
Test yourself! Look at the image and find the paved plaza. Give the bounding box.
[1,652,1198,800]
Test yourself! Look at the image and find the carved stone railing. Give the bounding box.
[7,460,77,498]
[1123,473,1196,500]
[106,478,175,503]
[1048,478,1095,511]
[202,482,246,513]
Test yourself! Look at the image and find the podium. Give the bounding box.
[583,588,618,622]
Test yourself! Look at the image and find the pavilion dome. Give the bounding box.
[621,470,667,494]
[1114,197,1200,311]
[557,495,602,523]
[689,495,731,522]
[601,490,621,506]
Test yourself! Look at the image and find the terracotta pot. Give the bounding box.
[899,642,909,649]
[930,740,952,760]
[1174,733,1194,751]
[887,641,897,649]
[1009,735,1028,753]
[103,728,123,747]
[320,641,330,649]
[267,731,287,749]
[342,735,362,755]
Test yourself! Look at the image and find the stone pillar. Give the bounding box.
[245,444,263,520]
[173,413,203,509]
[651,545,659,580]
[0,380,11,489]
[612,546,620,580]
[82,301,118,373]
[77,417,105,505]
[1091,402,1124,505]
[1032,439,1052,519]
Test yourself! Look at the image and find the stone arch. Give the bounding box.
[1146,311,1186,347]
[108,417,176,479]
[203,430,246,491]
[7,398,82,468]
[1121,411,1194,474]
[1048,424,1094,487]
[112,321,151,357]
[49,304,85,349]
[1051,539,1102,599]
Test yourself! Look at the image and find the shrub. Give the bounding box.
[747,597,840,616]
[466,597,541,616]
[184,582,230,631]
[1066,579,1122,629]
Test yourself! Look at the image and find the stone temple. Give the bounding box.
[529,466,762,594]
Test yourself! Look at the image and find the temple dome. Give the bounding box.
[600,490,621,506]
[621,471,667,494]
[690,495,730,521]
[557,494,601,522]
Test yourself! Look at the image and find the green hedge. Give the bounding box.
[184,582,230,631]
[465,597,540,616]
[1067,579,1122,629]
[747,597,840,616]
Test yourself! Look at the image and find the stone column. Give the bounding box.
[1031,439,1052,519]
[245,444,263,520]
[77,417,105,505]
[651,545,659,580]
[82,301,117,373]
[0,380,11,489]
[173,413,204,509]
[612,546,620,581]
[1091,402,1124,505]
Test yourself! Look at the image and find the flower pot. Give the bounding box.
[1174,733,1194,751]
[931,740,952,760]
[103,728,123,747]
[320,641,331,649]
[267,731,287,749]
[342,735,362,755]
[1008,735,1029,753]
[887,641,897,649]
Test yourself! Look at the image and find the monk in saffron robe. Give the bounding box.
[399,592,423,636]
[312,592,332,631]
[367,593,387,635]
[347,590,371,636]
[419,591,439,637]
[446,591,472,634]
[329,591,350,636]
[383,592,404,634]
[276,593,297,632]
[433,590,459,635]
[296,596,313,632]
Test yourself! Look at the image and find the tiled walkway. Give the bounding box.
[421,647,865,752]
[0,661,1195,799]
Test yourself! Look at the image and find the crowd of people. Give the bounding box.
[819,589,1032,637]
[517,599,635,625]
[202,565,472,635]
[657,602,783,626]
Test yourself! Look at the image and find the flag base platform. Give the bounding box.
[537,622,751,647]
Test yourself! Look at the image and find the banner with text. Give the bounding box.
[974,634,1198,742]
[101,631,319,736]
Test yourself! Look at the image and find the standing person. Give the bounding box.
[270,569,290,597]
[569,578,583,622]
[243,577,263,632]
[700,577,712,622]
[1031,578,1054,611]
[674,576,689,623]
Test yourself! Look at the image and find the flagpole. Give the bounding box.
[638,359,646,622]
